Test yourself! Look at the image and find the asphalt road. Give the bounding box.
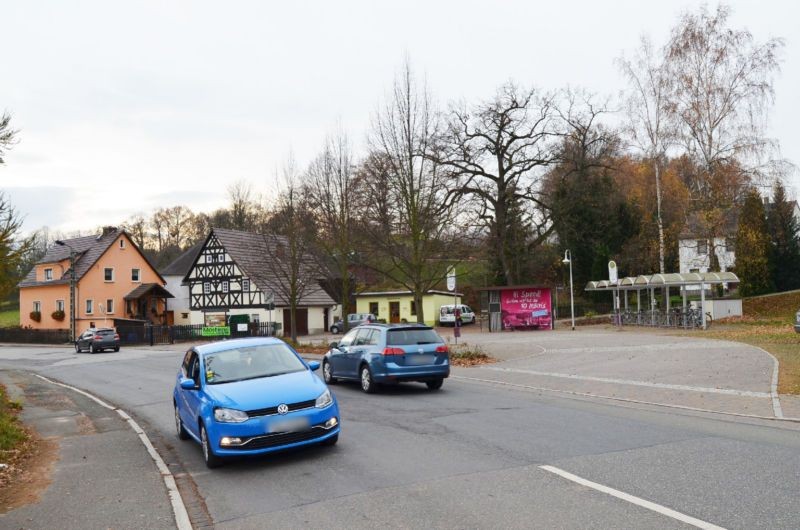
[2,343,799,529]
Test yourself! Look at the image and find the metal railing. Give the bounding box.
[616,308,712,329]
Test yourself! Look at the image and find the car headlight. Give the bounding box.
[315,389,333,409]
[214,407,249,423]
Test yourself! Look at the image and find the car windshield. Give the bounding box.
[386,328,442,345]
[204,344,306,384]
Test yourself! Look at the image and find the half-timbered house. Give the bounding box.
[183,228,337,335]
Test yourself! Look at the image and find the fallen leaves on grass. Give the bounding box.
[448,344,497,367]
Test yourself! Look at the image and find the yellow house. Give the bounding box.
[355,290,462,326]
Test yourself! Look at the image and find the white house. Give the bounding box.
[161,243,204,325]
[182,228,339,336]
[678,200,800,287]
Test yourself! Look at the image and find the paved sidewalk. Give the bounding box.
[0,370,175,529]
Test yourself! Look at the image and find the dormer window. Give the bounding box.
[44,268,53,281]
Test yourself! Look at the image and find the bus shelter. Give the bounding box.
[584,272,739,330]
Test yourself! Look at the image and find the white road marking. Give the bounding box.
[451,375,800,423]
[34,374,192,530]
[752,346,784,419]
[481,366,772,398]
[540,465,726,530]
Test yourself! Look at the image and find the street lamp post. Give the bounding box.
[55,240,77,342]
[562,250,575,331]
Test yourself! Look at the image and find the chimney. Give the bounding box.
[100,226,118,239]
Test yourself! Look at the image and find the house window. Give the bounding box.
[696,240,708,255]
[410,301,417,316]
[203,283,211,295]
[725,238,735,252]
[56,300,65,312]
[86,299,94,314]
[106,299,114,314]
[33,301,41,313]
[251,314,260,323]
[369,302,379,316]
[131,268,141,282]
[126,300,133,314]
[119,239,126,249]
[104,268,114,282]
[44,268,53,281]
[222,281,229,293]
[242,279,250,292]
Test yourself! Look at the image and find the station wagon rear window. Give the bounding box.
[386,328,442,346]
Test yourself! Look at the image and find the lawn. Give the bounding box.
[0,309,19,328]
[702,290,800,394]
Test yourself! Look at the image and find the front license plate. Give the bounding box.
[268,416,310,433]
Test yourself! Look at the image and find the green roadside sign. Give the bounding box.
[201,326,231,337]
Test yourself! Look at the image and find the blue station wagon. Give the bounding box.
[322,324,450,393]
[173,338,340,468]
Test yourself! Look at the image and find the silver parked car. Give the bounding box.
[794,309,800,334]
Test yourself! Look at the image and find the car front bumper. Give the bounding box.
[208,402,340,456]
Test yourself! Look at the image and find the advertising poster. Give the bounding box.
[500,288,552,330]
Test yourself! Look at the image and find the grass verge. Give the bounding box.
[701,319,799,395]
[0,383,35,494]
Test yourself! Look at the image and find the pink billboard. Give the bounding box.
[500,288,552,331]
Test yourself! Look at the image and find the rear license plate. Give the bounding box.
[268,416,310,433]
[406,354,434,366]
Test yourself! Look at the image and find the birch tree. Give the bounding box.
[618,37,675,273]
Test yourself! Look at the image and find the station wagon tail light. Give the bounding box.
[114,333,120,340]
[382,347,404,356]
[435,345,449,353]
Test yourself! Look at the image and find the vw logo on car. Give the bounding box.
[277,403,289,415]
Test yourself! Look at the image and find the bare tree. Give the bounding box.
[618,37,675,273]
[122,213,149,249]
[666,4,783,271]
[227,180,260,231]
[305,128,358,330]
[0,112,17,165]
[437,83,560,285]
[264,158,321,342]
[360,61,457,324]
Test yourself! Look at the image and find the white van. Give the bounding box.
[439,304,475,326]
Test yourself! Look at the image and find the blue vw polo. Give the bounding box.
[173,337,340,468]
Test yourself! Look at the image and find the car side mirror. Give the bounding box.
[308,360,321,371]
[329,341,339,349]
[180,378,197,390]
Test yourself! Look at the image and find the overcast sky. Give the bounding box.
[2,0,798,234]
